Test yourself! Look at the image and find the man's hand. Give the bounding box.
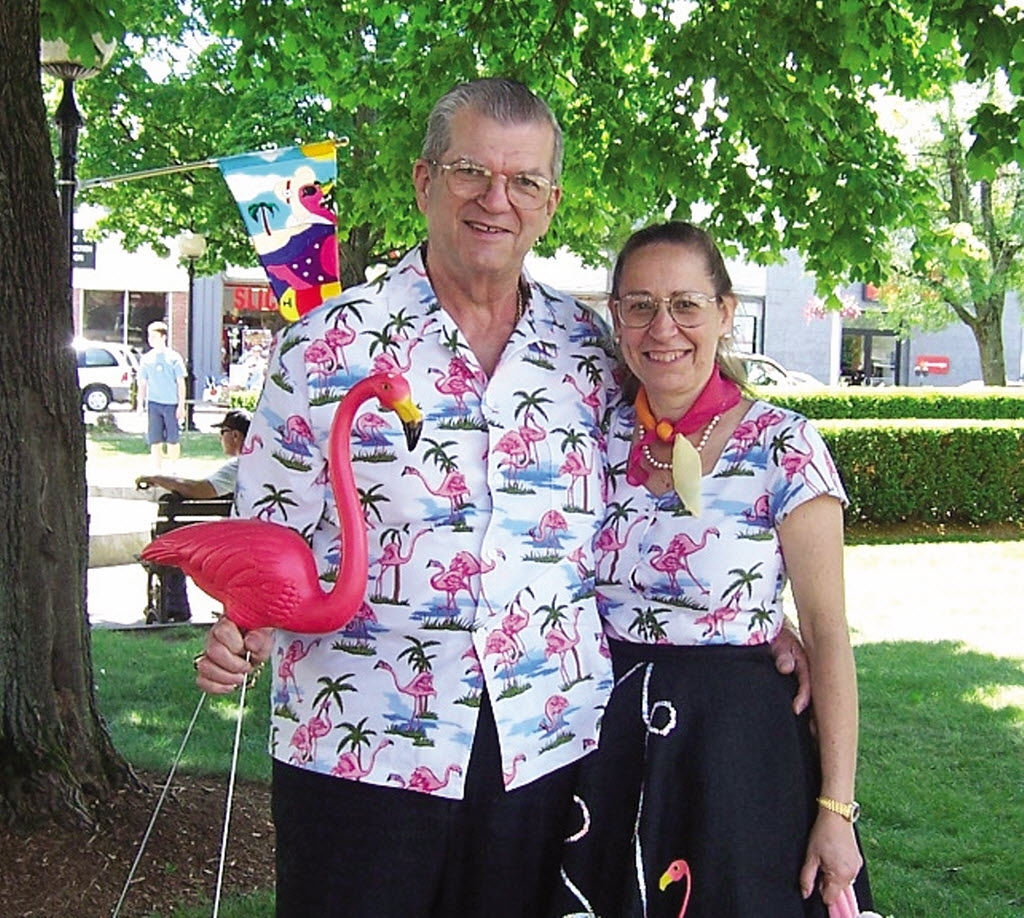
[195,618,274,694]
[770,617,811,714]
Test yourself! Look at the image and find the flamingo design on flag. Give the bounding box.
[218,140,342,321]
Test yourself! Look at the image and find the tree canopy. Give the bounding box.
[42,0,1024,295]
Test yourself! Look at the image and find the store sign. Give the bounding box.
[227,284,279,313]
[72,229,96,269]
[915,355,950,375]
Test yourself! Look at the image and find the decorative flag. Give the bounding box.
[218,140,341,322]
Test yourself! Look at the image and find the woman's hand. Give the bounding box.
[800,811,863,907]
[195,617,273,693]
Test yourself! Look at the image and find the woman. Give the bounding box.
[552,222,873,917]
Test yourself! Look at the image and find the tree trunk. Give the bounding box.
[340,223,381,289]
[970,293,1008,386]
[0,0,133,829]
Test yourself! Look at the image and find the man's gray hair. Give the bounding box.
[421,78,564,183]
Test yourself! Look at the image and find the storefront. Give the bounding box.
[219,279,286,396]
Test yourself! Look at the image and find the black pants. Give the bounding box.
[272,691,580,917]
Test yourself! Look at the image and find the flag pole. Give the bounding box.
[78,158,219,190]
[78,138,349,190]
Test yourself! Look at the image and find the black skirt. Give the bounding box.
[549,641,873,918]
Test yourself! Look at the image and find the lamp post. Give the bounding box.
[177,232,208,431]
[40,37,115,309]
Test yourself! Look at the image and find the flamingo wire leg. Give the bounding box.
[111,692,208,918]
[211,652,252,918]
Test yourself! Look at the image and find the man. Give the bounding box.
[135,408,251,499]
[196,79,806,917]
[137,320,187,473]
[137,408,251,623]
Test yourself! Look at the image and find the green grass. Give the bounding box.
[92,627,271,782]
[92,627,274,917]
[856,642,1024,917]
[91,625,1024,917]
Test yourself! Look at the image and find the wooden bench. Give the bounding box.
[140,493,234,623]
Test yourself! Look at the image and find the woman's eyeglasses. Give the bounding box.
[613,292,720,329]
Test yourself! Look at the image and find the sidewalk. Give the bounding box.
[86,403,230,629]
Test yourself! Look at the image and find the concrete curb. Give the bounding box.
[88,531,150,569]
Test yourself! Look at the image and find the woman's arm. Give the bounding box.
[778,495,864,906]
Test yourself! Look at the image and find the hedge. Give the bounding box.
[766,387,1024,420]
[229,385,1024,527]
[818,420,1024,526]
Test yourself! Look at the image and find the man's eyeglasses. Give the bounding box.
[613,292,721,329]
[428,159,555,210]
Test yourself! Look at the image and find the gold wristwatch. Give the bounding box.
[816,796,861,823]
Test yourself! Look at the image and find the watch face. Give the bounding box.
[849,802,861,823]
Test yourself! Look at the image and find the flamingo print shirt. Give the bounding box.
[597,400,847,646]
[235,245,616,800]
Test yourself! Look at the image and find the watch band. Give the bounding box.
[816,795,861,823]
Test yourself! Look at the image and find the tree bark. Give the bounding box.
[972,293,1008,386]
[0,0,133,828]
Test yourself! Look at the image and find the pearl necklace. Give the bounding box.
[642,413,722,471]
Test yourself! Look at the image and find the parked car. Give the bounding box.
[740,353,824,388]
[74,339,139,411]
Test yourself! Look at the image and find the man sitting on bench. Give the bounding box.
[135,409,250,622]
[136,408,251,499]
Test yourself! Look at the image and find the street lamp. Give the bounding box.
[177,231,208,431]
[40,36,115,308]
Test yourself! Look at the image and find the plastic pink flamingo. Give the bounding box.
[140,372,423,634]
[658,858,691,916]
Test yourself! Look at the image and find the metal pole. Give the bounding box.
[54,77,82,309]
[186,257,197,431]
